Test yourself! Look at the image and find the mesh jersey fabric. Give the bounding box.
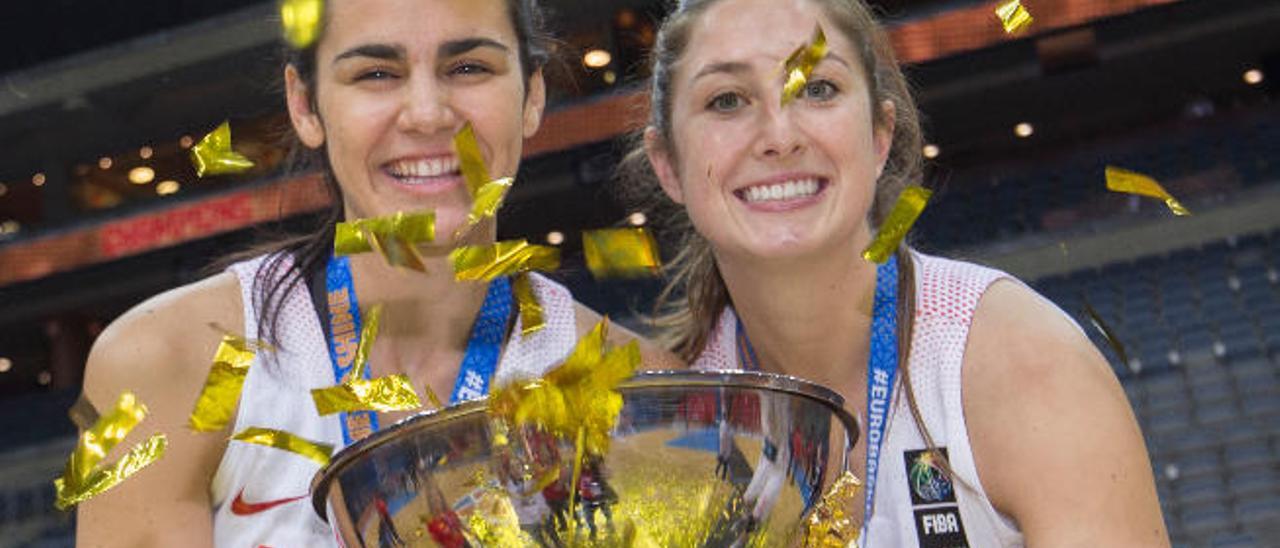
[209,253,579,547]
[692,251,1035,547]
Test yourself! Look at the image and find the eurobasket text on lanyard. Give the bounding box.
[734,255,899,534]
[325,255,513,445]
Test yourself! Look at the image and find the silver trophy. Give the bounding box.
[312,370,860,547]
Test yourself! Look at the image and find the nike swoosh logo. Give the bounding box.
[230,488,307,516]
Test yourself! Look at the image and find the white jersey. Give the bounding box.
[693,251,1031,548]
[210,253,580,547]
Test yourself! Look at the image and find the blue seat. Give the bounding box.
[1211,532,1261,548]
[1195,399,1239,426]
[1172,449,1222,479]
[1235,496,1280,527]
[1227,466,1279,499]
[1224,441,1273,469]
[1174,475,1227,506]
[1179,501,1233,537]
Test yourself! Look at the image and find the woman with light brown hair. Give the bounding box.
[625,0,1170,545]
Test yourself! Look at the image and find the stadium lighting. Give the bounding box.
[156,180,181,196]
[128,167,156,185]
[628,212,647,226]
[32,173,46,187]
[98,156,113,170]
[139,146,154,159]
[179,135,195,149]
[922,144,940,159]
[583,49,612,69]
[1014,122,1035,138]
[1243,68,1264,86]
[0,357,11,373]
[37,371,51,385]
[0,183,7,197]
[546,231,565,245]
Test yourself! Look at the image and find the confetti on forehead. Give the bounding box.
[280,0,324,49]
[1105,166,1190,216]
[995,0,1034,35]
[190,121,255,178]
[862,186,932,263]
[781,24,829,106]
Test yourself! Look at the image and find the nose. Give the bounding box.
[753,103,805,160]
[396,73,458,135]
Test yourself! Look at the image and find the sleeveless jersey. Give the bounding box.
[209,253,580,547]
[692,251,1033,547]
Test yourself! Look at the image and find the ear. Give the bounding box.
[285,64,326,149]
[522,69,547,138]
[644,126,685,204]
[873,99,896,178]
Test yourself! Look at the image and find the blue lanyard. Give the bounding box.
[733,256,899,527]
[324,255,513,445]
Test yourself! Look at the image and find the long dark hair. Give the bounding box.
[227,0,553,346]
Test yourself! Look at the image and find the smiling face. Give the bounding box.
[646,0,893,263]
[286,0,544,241]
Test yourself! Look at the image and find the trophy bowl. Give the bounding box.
[312,370,860,547]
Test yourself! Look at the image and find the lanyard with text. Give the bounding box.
[734,255,899,530]
[325,255,513,445]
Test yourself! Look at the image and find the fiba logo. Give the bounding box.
[902,448,956,506]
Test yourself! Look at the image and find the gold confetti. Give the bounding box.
[459,178,514,235]
[311,304,424,415]
[188,335,254,432]
[67,394,99,431]
[512,273,545,335]
[489,318,639,457]
[1082,298,1130,367]
[450,240,560,282]
[189,121,255,177]
[995,0,1034,34]
[280,0,323,49]
[455,123,491,197]
[334,211,436,271]
[862,186,932,263]
[803,471,863,547]
[582,227,662,279]
[231,427,333,466]
[54,392,168,510]
[423,385,443,410]
[781,25,828,106]
[1105,166,1190,216]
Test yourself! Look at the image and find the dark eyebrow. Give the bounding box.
[333,44,405,65]
[439,37,510,58]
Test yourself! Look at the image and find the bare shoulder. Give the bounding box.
[77,272,244,547]
[961,279,1168,546]
[572,302,684,371]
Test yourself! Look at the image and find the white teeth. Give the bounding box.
[742,179,820,203]
[387,157,460,180]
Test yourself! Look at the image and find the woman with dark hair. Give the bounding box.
[77,1,671,545]
[624,0,1169,545]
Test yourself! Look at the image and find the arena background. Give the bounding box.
[0,0,1277,545]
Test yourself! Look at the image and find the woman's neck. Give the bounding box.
[717,242,878,395]
[344,223,496,380]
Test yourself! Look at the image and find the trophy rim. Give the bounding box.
[310,368,859,519]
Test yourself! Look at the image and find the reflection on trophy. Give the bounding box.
[313,370,862,547]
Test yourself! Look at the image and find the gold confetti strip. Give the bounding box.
[781,25,828,106]
[334,211,436,271]
[1082,298,1131,367]
[1105,166,1191,216]
[54,392,167,510]
[458,177,514,235]
[188,335,255,432]
[511,273,545,335]
[231,427,333,466]
[862,186,932,264]
[280,0,324,49]
[995,0,1034,34]
[190,121,255,178]
[803,471,863,547]
[310,304,424,415]
[489,318,639,457]
[450,240,560,282]
[454,123,491,197]
[582,227,662,280]
[423,385,443,410]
